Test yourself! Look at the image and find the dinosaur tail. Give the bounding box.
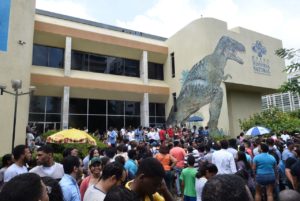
[166,106,176,126]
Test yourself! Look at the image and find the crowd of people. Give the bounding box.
[0,125,300,201]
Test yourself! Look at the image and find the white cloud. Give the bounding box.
[36,0,96,21]
[116,0,201,37]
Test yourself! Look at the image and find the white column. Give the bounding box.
[62,86,70,130]
[141,93,149,127]
[140,51,149,127]
[64,36,72,76]
[140,50,148,84]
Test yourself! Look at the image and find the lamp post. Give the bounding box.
[0,80,35,152]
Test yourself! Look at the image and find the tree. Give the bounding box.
[239,107,300,134]
[275,48,300,94]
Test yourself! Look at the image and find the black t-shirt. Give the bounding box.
[291,160,300,180]
[286,157,297,169]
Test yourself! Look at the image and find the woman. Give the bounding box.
[41,176,64,201]
[236,151,255,193]
[154,145,177,190]
[80,157,102,200]
[195,162,218,201]
[0,154,13,190]
[253,143,277,201]
[0,173,49,201]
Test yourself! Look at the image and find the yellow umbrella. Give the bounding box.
[46,128,97,146]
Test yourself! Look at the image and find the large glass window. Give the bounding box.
[89,54,107,73]
[32,44,64,68]
[125,101,140,115]
[108,100,124,115]
[28,96,62,134]
[149,103,166,127]
[71,51,88,71]
[89,99,106,114]
[69,98,87,114]
[148,62,164,80]
[68,98,140,132]
[71,50,140,77]
[125,59,139,77]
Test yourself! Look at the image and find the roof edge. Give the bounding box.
[35,9,167,42]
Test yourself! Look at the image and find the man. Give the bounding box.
[83,162,126,201]
[266,138,281,161]
[281,131,291,142]
[212,140,236,174]
[4,145,31,182]
[59,156,83,201]
[282,141,296,162]
[227,138,238,160]
[170,140,186,196]
[184,146,200,168]
[291,149,300,192]
[30,145,64,179]
[124,157,175,201]
[202,174,253,201]
[124,150,138,179]
[108,127,118,147]
[134,126,144,142]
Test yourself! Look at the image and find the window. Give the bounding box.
[89,54,107,73]
[124,59,139,77]
[108,100,124,115]
[171,52,175,78]
[32,44,64,68]
[172,92,177,112]
[149,103,166,127]
[28,96,62,133]
[148,62,164,80]
[71,50,140,77]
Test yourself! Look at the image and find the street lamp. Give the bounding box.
[0,80,35,152]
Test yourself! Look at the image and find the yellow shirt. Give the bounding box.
[125,180,165,201]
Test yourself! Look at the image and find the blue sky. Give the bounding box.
[36,0,300,50]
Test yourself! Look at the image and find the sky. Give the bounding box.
[36,0,300,50]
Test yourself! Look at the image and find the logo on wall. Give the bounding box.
[251,41,270,75]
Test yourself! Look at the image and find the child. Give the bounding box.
[180,155,197,201]
[195,162,218,201]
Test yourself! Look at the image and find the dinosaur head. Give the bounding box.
[215,36,245,64]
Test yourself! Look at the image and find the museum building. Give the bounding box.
[0,0,286,154]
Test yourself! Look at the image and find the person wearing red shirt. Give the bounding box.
[167,126,174,140]
[159,127,166,144]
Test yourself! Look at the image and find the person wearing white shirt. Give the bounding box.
[212,140,237,174]
[30,145,64,179]
[195,163,218,201]
[281,131,291,142]
[4,145,31,182]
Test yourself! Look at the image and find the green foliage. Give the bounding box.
[41,130,107,159]
[275,48,300,95]
[239,107,300,134]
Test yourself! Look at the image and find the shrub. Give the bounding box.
[40,130,107,159]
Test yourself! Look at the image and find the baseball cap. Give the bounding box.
[89,157,102,166]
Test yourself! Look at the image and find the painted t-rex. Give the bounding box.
[166,36,245,131]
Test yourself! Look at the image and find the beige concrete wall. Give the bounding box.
[0,0,36,155]
[165,17,285,134]
[227,90,262,136]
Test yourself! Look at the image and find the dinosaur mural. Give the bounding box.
[166,36,245,131]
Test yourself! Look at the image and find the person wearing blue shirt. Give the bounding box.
[59,156,83,201]
[282,141,295,162]
[253,143,277,201]
[108,128,118,146]
[124,150,138,179]
[134,126,144,142]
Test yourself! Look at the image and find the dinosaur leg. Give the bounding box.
[208,87,223,131]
